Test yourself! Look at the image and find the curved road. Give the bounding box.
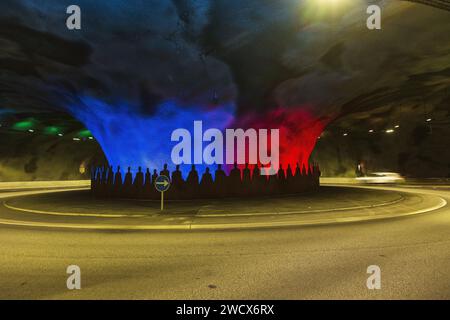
[0,184,449,299]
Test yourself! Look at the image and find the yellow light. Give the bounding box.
[314,0,349,7]
[301,0,352,23]
[316,0,341,3]
[386,129,394,134]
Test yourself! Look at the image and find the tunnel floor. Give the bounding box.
[0,186,445,231]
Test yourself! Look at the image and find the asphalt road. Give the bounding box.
[0,184,449,299]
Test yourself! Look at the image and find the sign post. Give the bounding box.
[154,175,171,211]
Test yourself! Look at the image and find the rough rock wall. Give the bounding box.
[0,131,105,181]
[312,122,450,178]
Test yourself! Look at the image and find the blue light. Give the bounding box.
[67,96,236,177]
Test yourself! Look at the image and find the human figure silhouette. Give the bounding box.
[313,163,321,189]
[294,163,301,193]
[267,167,278,195]
[106,166,114,185]
[302,164,307,176]
[295,163,301,177]
[187,165,199,185]
[94,167,105,197]
[124,167,133,184]
[113,166,122,196]
[90,166,96,192]
[186,165,199,198]
[151,169,159,200]
[105,165,114,197]
[277,164,286,180]
[123,167,133,197]
[242,163,251,196]
[172,165,183,185]
[143,168,152,198]
[299,164,308,192]
[171,165,184,199]
[286,164,293,180]
[257,166,269,195]
[133,166,144,197]
[242,163,251,181]
[152,169,159,184]
[303,163,313,190]
[228,163,242,196]
[214,164,226,197]
[101,165,108,183]
[251,165,263,196]
[251,165,259,179]
[95,167,102,184]
[100,165,110,196]
[144,168,151,186]
[276,164,286,193]
[286,164,294,193]
[160,163,170,178]
[200,167,214,198]
[91,167,100,195]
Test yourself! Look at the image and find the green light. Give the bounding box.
[44,126,61,135]
[12,120,35,131]
[77,129,92,138]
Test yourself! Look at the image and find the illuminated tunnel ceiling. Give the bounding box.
[0,0,449,173]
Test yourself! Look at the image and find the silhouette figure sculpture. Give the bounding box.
[100,166,109,197]
[158,164,171,198]
[277,164,286,180]
[106,165,114,197]
[200,167,214,198]
[92,161,320,200]
[171,165,184,199]
[91,167,100,195]
[143,168,152,198]
[242,163,251,196]
[186,165,199,198]
[134,166,144,197]
[106,165,114,184]
[101,165,107,184]
[266,166,278,195]
[313,163,321,190]
[277,165,286,193]
[251,165,262,196]
[113,166,123,196]
[160,163,170,178]
[151,169,159,200]
[286,164,294,193]
[257,166,269,195]
[228,163,242,196]
[90,166,97,192]
[94,166,106,196]
[294,163,301,192]
[214,164,227,197]
[95,167,102,184]
[123,167,133,197]
[151,169,159,184]
[307,165,313,189]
